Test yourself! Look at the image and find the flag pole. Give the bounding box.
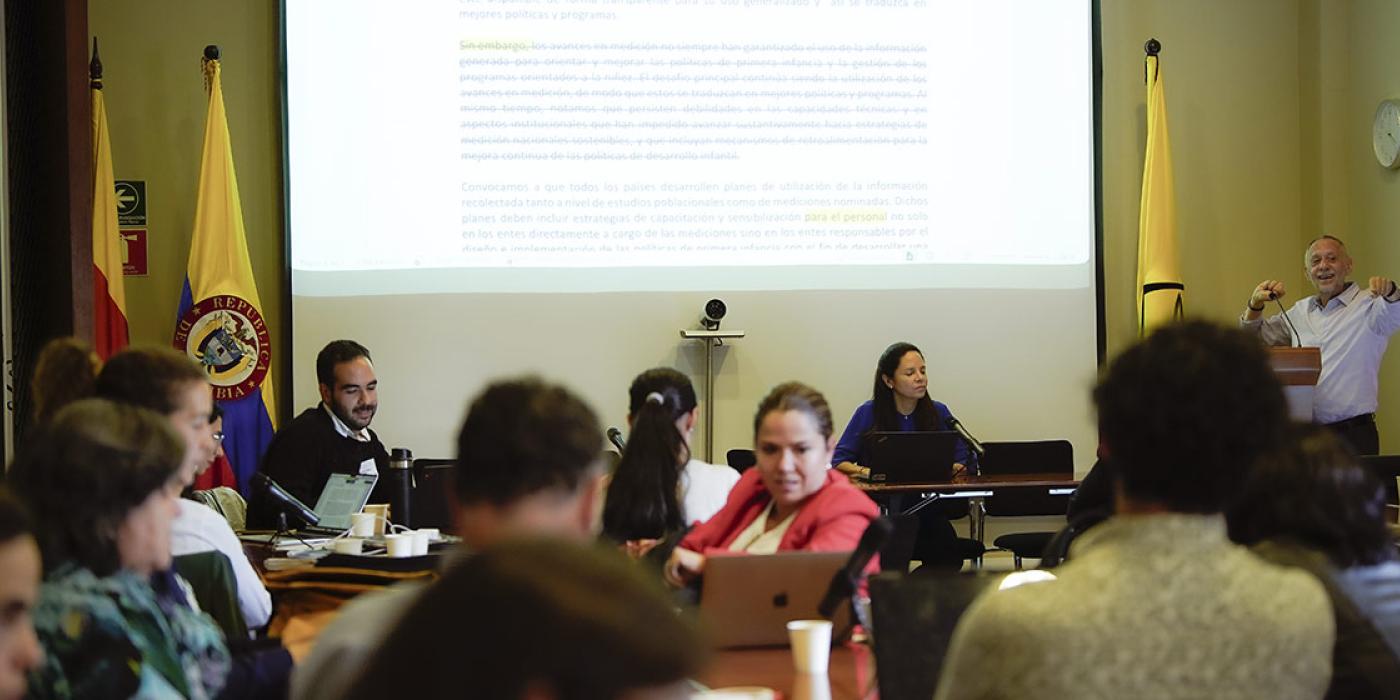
[90,38,102,89]
[1143,38,1159,83]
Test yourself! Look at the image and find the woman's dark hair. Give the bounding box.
[30,337,101,427]
[602,368,697,542]
[345,538,705,700]
[9,399,184,576]
[1228,424,1394,568]
[753,382,834,440]
[870,342,938,432]
[95,347,206,415]
[0,487,34,549]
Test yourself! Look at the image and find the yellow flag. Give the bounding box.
[1137,52,1184,335]
[172,49,277,493]
[91,54,129,359]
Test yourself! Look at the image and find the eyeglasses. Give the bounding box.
[212,431,226,445]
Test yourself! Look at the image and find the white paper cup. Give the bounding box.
[384,533,414,558]
[786,620,833,674]
[411,529,431,556]
[791,672,832,700]
[331,537,364,555]
[417,527,440,542]
[362,504,390,536]
[349,512,376,538]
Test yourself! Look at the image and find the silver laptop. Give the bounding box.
[302,473,378,534]
[699,550,851,648]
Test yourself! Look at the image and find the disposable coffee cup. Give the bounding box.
[417,527,440,542]
[786,620,833,674]
[411,529,431,556]
[362,504,390,536]
[349,512,376,538]
[384,533,413,558]
[331,538,364,555]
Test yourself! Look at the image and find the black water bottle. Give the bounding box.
[388,447,414,529]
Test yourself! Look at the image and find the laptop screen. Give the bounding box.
[313,474,378,530]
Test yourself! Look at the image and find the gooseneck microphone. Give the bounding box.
[946,416,986,459]
[1269,292,1301,348]
[817,517,894,619]
[606,427,626,452]
[252,473,321,527]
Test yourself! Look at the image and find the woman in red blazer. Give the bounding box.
[664,382,879,587]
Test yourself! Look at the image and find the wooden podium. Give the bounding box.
[1269,347,1322,421]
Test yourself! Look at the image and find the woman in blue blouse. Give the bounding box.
[833,342,977,569]
[834,342,977,473]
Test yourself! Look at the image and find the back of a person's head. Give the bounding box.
[30,338,100,426]
[1229,425,1393,568]
[9,399,184,576]
[95,346,204,415]
[455,377,602,506]
[1093,320,1286,513]
[345,538,705,700]
[604,368,695,542]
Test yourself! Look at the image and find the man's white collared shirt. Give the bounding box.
[1242,282,1400,423]
[322,403,371,442]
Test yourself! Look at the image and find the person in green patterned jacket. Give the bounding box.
[10,399,229,699]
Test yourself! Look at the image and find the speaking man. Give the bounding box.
[1242,235,1400,455]
[248,339,389,528]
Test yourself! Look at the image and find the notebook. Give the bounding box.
[698,550,850,648]
[861,431,959,484]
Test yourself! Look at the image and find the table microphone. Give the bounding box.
[252,473,321,527]
[946,416,986,459]
[817,517,893,619]
[606,427,626,452]
[1271,294,1302,347]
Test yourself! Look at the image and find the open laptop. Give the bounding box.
[698,550,850,648]
[301,473,378,535]
[861,431,959,484]
[868,571,1011,700]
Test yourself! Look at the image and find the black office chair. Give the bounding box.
[981,440,1075,569]
[725,448,756,473]
[172,550,246,638]
[411,458,456,532]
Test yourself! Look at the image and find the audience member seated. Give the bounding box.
[664,382,878,587]
[248,339,389,529]
[13,400,231,699]
[96,348,272,632]
[831,342,974,570]
[599,368,738,553]
[1229,424,1400,699]
[344,538,704,700]
[194,405,238,491]
[29,338,100,429]
[292,377,606,700]
[0,488,44,700]
[935,321,1334,700]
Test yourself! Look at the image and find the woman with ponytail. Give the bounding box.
[600,368,738,545]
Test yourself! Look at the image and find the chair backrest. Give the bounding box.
[192,486,248,532]
[981,440,1074,517]
[411,459,456,532]
[173,550,247,638]
[868,571,1004,700]
[1359,455,1400,505]
[725,448,755,473]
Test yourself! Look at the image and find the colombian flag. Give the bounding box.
[91,44,129,359]
[1137,47,1185,335]
[174,47,277,496]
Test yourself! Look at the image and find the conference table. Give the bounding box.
[698,643,875,700]
[856,472,1080,544]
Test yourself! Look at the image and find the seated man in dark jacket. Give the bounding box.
[247,340,388,529]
